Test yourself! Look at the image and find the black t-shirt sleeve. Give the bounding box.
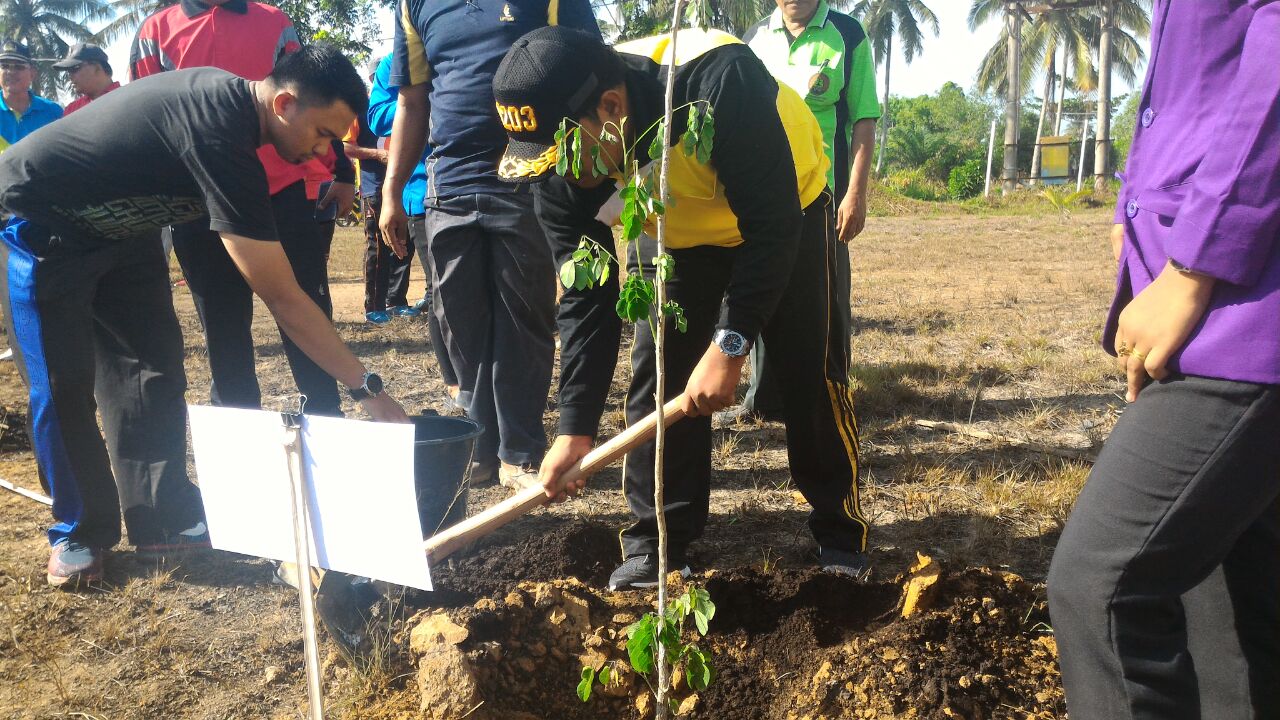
[181,142,278,241]
[702,54,803,338]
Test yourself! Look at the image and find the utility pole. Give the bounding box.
[1093,0,1113,193]
[1003,2,1022,194]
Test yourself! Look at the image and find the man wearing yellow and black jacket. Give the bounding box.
[493,26,869,590]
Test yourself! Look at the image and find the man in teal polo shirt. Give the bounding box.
[732,0,879,422]
[0,41,63,154]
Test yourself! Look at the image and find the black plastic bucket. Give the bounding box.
[411,414,483,537]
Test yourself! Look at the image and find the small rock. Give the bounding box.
[516,657,537,674]
[504,592,525,608]
[636,692,652,715]
[677,694,699,716]
[263,665,284,684]
[612,613,637,625]
[475,598,498,612]
[410,614,470,655]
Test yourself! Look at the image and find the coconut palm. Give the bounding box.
[0,0,105,96]
[968,0,1149,180]
[850,0,940,175]
[92,0,173,46]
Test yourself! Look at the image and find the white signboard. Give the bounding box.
[188,406,431,590]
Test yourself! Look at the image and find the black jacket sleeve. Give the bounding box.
[701,53,804,338]
[533,174,622,438]
[331,139,355,184]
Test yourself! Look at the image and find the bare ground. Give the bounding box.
[0,207,1120,718]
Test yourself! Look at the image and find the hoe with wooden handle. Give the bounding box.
[423,397,687,564]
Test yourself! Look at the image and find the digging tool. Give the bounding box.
[0,477,52,506]
[424,397,687,564]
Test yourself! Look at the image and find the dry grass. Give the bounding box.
[0,209,1124,717]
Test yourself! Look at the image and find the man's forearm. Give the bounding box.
[343,143,387,163]
[384,84,430,200]
[845,118,876,201]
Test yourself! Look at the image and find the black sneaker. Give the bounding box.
[819,547,870,579]
[135,522,212,559]
[608,554,691,591]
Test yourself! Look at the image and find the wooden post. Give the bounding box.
[282,415,325,720]
[983,119,997,198]
[1093,0,1113,192]
[1002,2,1022,194]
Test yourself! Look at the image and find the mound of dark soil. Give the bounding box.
[416,518,619,607]
[398,562,1064,720]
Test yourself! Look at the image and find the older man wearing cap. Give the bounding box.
[0,41,62,153]
[55,44,120,115]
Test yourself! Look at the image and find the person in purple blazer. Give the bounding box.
[1047,2,1280,717]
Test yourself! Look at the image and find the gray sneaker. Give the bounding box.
[819,547,870,579]
[608,554,691,591]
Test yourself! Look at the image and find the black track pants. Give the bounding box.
[0,218,203,548]
[620,192,868,561]
[362,194,416,312]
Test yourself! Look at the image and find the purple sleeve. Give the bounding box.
[1166,1,1280,287]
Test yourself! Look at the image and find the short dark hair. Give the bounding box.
[98,60,114,77]
[267,44,368,118]
[573,45,627,120]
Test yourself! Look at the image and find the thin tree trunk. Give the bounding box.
[1002,6,1021,194]
[1093,0,1113,193]
[653,0,687,716]
[1029,53,1053,184]
[875,34,891,176]
[1053,45,1067,136]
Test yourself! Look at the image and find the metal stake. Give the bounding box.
[282,412,325,720]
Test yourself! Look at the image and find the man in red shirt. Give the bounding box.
[54,44,119,114]
[130,0,356,417]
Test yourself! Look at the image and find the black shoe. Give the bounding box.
[608,554,691,591]
[819,547,870,579]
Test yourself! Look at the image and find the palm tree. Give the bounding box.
[93,0,173,46]
[968,0,1149,183]
[851,0,940,175]
[0,0,105,97]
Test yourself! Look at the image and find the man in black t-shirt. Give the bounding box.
[0,45,409,589]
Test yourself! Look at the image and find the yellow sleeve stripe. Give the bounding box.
[400,0,431,86]
[547,0,560,25]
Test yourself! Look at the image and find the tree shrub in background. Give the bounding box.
[947,158,985,200]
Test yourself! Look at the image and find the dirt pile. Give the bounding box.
[399,560,1063,719]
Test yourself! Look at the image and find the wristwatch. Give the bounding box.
[712,329,752,358]
[346,371,384,401]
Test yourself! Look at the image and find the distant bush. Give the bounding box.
[882,168,948,202]
[948,159,986,200]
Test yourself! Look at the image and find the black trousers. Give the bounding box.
[1048,375,1280,719]
[171,180,340,416]
[423,191,555,466]
[409,214,457,388]
[621,193,868,560]
[362,193,415,312]
[0,218,203,548]
[745,237,851,415]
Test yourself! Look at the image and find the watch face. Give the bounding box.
[365,373,384,395]
[719,331,746,356]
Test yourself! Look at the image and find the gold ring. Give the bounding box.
[1131,350,1147,361]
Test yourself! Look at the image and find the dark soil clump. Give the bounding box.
[699,569,900,720]
[417,518,619,607]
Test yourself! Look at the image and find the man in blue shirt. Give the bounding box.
[0,41,62,153]
[381,0,600,487]
[366,54,459,410]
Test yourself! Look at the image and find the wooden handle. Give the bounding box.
[424,398,687,564]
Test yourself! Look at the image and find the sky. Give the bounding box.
[93,3,1145,102]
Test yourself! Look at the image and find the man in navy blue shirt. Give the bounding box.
[382,0,600,488]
